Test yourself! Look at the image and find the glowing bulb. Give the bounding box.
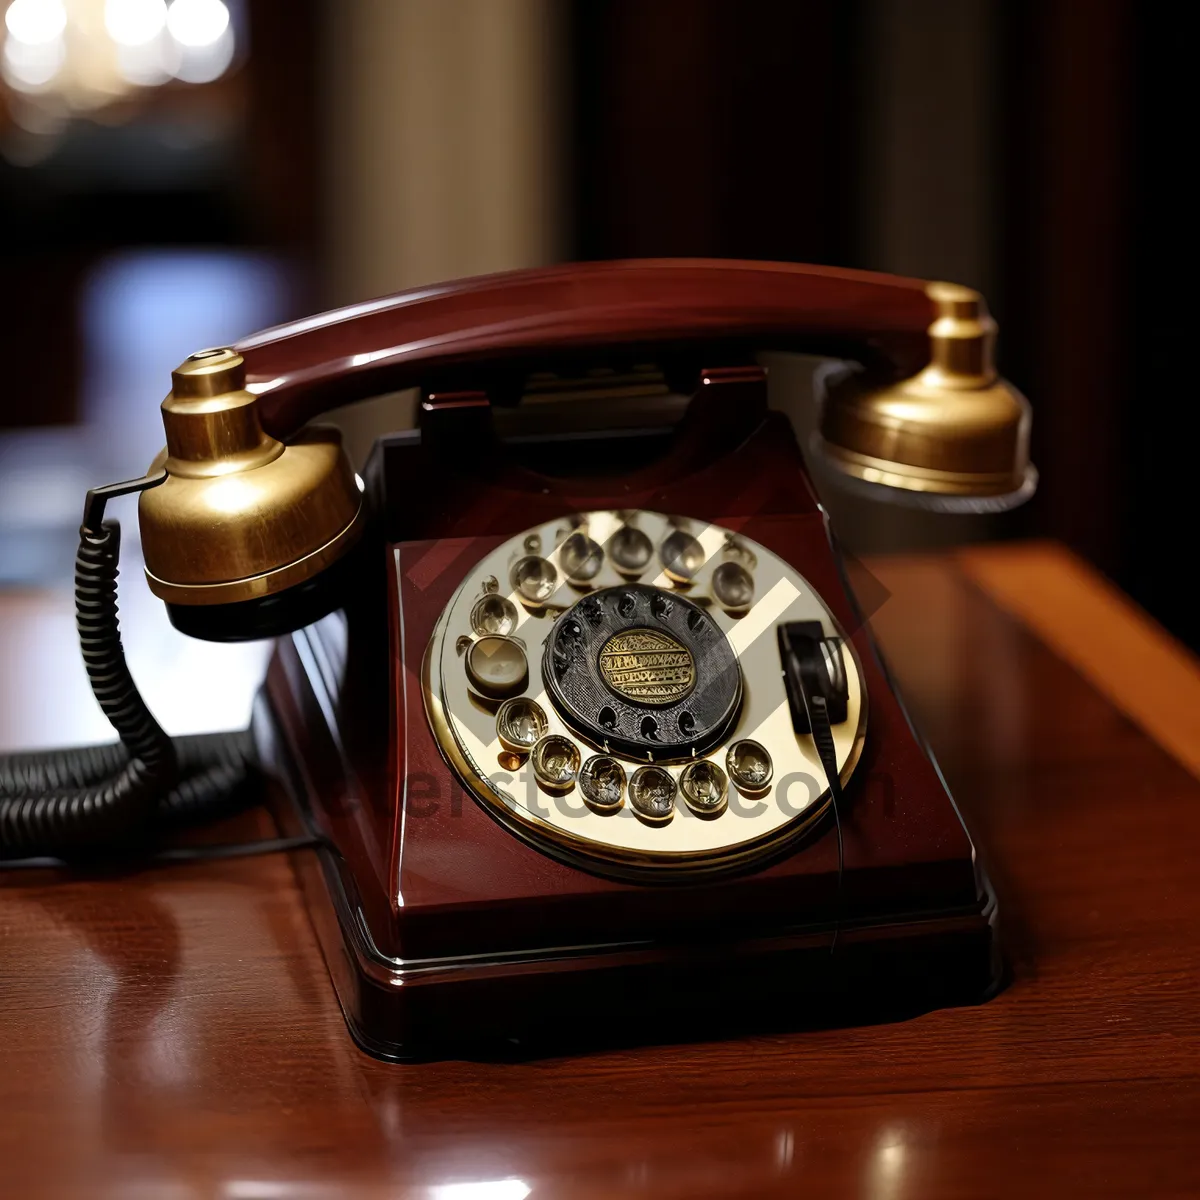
[3,32,64,89]
[165,0,234,85]
[4,0,67,45]
[166,0,229,47]
[104,0,168,45]
[170,28,233,82]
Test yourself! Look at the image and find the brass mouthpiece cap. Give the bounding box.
[139,348,363,606]
[818,283,1035,509]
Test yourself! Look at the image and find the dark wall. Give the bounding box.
[999,0,1193,647]
[570,0,856,265]
[567,0,1195,648]
[1126,9,1193,646]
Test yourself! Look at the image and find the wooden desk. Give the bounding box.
[2,541,1198,1199]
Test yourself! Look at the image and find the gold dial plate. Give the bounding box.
[422,509,867,878]
[598,627,696,704]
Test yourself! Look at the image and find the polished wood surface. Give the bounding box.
[235,259,935,436]
[3,542,1199,1198]
[960,540,1200,779]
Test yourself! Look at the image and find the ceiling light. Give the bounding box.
[166,0,229,48]
[104,0,168,47]
[5,0,67,45]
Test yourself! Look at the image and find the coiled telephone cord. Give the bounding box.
[0,475,260,862]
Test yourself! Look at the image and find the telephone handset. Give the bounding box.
[0,260,1033,1057]
[139,259,1031,639]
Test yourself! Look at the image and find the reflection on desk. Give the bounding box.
[2,542,1200,1199]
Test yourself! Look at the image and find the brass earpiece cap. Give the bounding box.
[819,283,1034,501]
[139,348,364,606]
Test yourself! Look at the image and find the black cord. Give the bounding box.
[152,833,325,862]
[0,472,264,862]
[784,651,846,954]
[806,693,845,954]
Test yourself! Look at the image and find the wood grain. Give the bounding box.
[2,543,1199,1198]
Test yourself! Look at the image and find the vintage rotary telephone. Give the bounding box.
[0,260,1032,1057]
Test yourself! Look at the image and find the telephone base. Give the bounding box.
[256,408,1003,1061]
[270,776,999,1061]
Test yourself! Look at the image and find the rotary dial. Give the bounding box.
[422,509,866,880]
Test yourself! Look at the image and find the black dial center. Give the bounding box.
[541,584,742,762]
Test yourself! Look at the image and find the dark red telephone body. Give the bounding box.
[240,262,996,1059]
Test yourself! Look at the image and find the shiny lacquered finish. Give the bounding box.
[3,544,1200,1196]
[234,259,938,438]
[228,262,1032,518]
[263,369,978,1054]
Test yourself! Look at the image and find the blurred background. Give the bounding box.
[0,0,1191,744]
